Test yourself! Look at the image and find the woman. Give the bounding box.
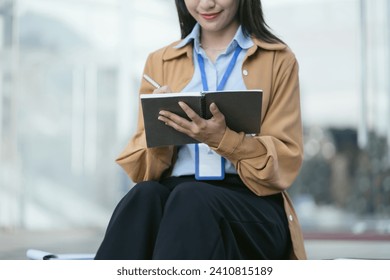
[95,0,306,260]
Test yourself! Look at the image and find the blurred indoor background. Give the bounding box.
[0,0,389,259]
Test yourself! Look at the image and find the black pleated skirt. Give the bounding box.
[94,175,291,260]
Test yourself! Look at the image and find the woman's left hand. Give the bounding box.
[158,102,226,147]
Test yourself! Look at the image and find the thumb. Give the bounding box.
[210,103,224,119]
[153,85,172,94]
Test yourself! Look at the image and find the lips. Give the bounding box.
[200,12,221,20]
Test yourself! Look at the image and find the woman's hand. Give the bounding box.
[153,85,172,94]
[158,101,227,148]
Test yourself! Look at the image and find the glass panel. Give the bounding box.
[0,0,178,229]
[264,0,390,237]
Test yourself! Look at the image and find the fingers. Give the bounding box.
[158,102,198,129]
[153,85,172,94]
[158,102,226,146]
[209,102,220,116]
[209,103,225,123]
[158,102,225,129]
[158,109,191,136]
[178,102,203,125]
[158,102,202,139]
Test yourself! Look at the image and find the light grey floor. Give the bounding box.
[0,228,104,260]
[0,228,389,260]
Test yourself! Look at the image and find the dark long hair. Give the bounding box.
[175,0,284,44]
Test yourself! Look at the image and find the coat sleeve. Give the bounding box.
[214,52,303,196]
[115,52,175,183]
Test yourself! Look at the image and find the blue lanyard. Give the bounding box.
[197,45,242,91]
[195,45,242,181]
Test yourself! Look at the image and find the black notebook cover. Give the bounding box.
[140,90,262,147]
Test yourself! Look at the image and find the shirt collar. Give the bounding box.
[175,23,254,53]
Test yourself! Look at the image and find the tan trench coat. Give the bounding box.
[116,38,307,259]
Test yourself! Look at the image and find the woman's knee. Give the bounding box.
[131,180,169,196]
[169,182,205,199]
[165,182,218,213]
[118,181,171,207]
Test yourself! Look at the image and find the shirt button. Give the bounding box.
[289,214,294,222]
[243,69,248,76]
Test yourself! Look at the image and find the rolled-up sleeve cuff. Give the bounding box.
[212,128,244,159]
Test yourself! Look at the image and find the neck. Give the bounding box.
[200,23,239,51]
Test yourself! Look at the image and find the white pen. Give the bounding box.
[143,74,161,89]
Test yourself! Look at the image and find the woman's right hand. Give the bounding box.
[153,85,172,94]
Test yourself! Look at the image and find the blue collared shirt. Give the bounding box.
[171,23,254,177]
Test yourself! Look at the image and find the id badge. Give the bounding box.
[195,143,225,180]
